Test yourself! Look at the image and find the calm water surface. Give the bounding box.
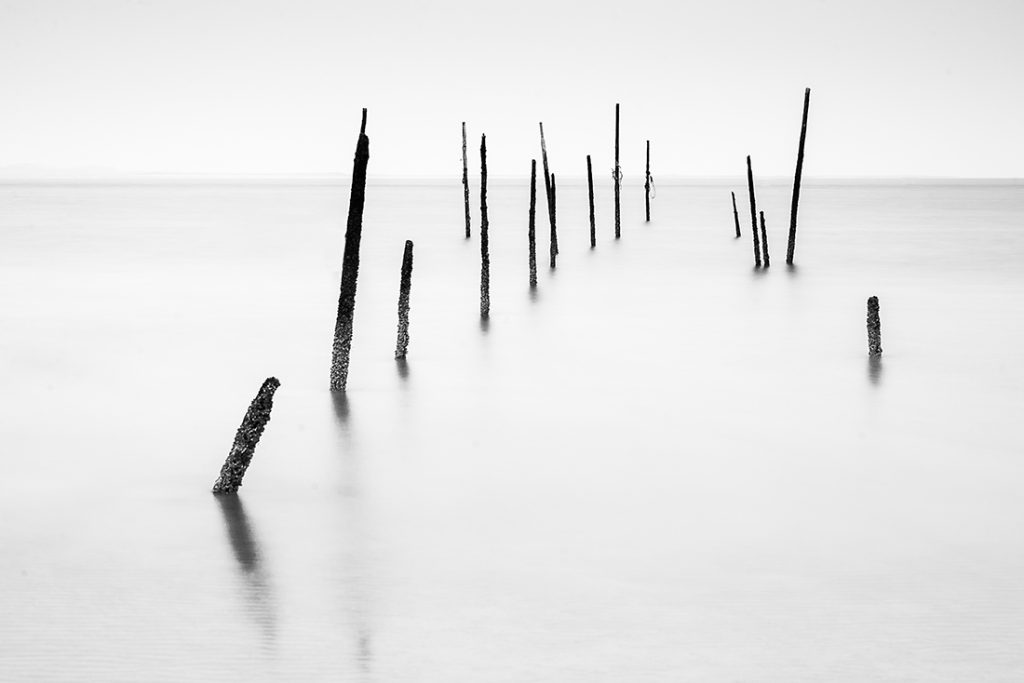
[1,180,1023,681]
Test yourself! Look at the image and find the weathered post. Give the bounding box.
[759,211,770,268]
[867,296,882,356]
[462,122,471,239]
[731,191,741,238]
[614,103,621,239]
[644,140,651,222]
[549,173,558,268]
[330,108,370,391]
[787,88,811,266]
[539,123,556,254]
[529,159,538,287]
[747,155,761,268]
[587,155,596,248]
[480,134,490,319]
[394,240,414,360]
[212,377,281,494]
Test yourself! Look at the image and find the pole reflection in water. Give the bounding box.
[215,495,277,648]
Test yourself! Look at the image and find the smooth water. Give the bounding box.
[1,180,1023,681]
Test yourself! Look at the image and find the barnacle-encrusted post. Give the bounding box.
[867,296,882,356]
[539,123,556,255]
[747,155,761,268]
[787,88,811,266]
[462,122,471,239]
[529,159,538,287]
[480,134,490,318]
[759,211,770,268]
[394,240,414,360]
[330,109,370,391]
[587,154,596,248]
[212,377,281,494]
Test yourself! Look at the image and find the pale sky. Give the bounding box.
[1,0,1022,179]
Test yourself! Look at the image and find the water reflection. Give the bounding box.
[395,358,410,382]
[868,355,884,385]
[331,392,351,431]
[215,495,276,647]
[479,316,491,334]
[528,286,539,303]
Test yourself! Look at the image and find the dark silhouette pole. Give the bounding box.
[330,108,370,391]
[394,240,414,360]
[462,122,471,239]
[539,123,556,255]
[587,155,596,248]
[747,155,761,268]
[528,159,538,287]
[549,173,558,268]
[731,191,741,238]
[759,211,770,268]
[480,134,490,319]
[613,103,621,239]
[787,88,811,266]
[644,140,651,222]
[212,378,280,494]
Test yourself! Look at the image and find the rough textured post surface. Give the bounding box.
[587,154,596,248]
[613,103,621,239]
[747,155,761,268]
[529,159,538,287]
[645,140,651,222]
[759,211,770,268]
[539,123,556,254]
[549,174,558,268]
[330,108,370,391]
[787,88,811,266]
[394,240,414,360]
[462,122,471,239]
[480,134,490,318]
[731,191,741,238]
[867,296,882,356]
[212,377,281,494]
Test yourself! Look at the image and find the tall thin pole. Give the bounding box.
[528,160,537,287]
[587,155,596,248]
[787,88,811,266]
[549,173,558,268]
[759,211,770,268]
[462,122,471,239]
[212,377,280,494]
[480,134,490,319]
[867,296,882,356]
[614,103,621,239]
[747,155,761,268]
[330,108,370,391]
[539,123,556,254]
[644,140,651,222]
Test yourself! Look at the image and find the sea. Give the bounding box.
[1,178,1023,681]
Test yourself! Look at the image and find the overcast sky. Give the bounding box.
[1,0,1022,179]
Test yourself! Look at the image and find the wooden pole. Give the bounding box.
[330,108,370,391]
[394,240,414,360]
[549,173,558,268]
[212,377,280,494]
[759,211,770,268]
[528,160,538,287]
[731,191,741,238]
[747,155,761,268]
[614,103,621,239]
[644,140,651,222]
[587,155,596,248]
[539,123,556,254]
[867,296,882,356]
[787,88,811,266]
[462,122,471,239]
[480,134,490,319]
